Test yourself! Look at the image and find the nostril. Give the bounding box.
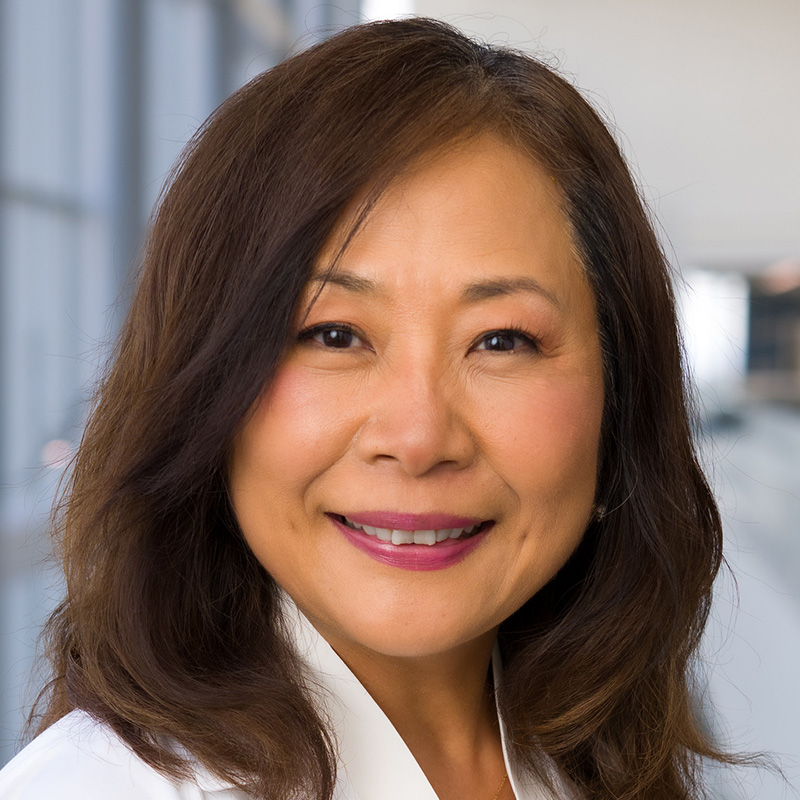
[350,397,477,477]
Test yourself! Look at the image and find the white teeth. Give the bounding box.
[340,516,484,546]
[413,530,436,546]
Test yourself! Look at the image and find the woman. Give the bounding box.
[0,17,730,800]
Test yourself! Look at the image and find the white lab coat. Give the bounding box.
[0,604,573,799]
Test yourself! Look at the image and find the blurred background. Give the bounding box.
[1,0,798,796]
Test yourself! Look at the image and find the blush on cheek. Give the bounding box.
[255,365,328,443]
[242,362,362,483]
[502,380,603,508]
[552,385,604,451]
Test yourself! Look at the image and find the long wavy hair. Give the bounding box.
[33,17,731,800]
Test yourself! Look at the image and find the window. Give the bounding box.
[0,0,360,764]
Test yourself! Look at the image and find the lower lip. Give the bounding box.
[329,515,490,571]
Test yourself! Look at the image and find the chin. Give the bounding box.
[303,595,500,661]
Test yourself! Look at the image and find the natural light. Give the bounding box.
[362,0,415,21]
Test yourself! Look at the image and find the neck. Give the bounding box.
[318,625,510,800]
[346,630,497,745]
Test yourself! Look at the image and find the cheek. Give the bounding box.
[228,365,354,574]
[485,374,603,497]
[237,364,358,483]
[488,376,603,605]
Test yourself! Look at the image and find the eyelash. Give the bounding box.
[297,323,542,354]
[472,329,542,354]
[297,322,367,350]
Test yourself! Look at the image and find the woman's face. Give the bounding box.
[229,135,604,662]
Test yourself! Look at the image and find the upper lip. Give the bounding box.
[332,511,488,530]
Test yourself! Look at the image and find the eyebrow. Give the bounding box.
[308,271,561,308]
[308,271,378,294]
[460,276,561,308]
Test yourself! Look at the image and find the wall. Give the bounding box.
[414,0,800,273]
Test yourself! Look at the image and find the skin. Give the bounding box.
[228,135,605,799]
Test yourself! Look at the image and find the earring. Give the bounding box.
[593,503,607,521]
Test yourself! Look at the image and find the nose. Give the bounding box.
[352,358,477,477]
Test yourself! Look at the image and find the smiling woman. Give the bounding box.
[229,138,604,673]
[0,17,733,800]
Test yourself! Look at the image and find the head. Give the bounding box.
[46,18,723,799]
[227,132,606,664]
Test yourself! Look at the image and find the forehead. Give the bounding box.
[313,135,584,304]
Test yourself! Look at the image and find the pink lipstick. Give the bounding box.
[327,511,493,571]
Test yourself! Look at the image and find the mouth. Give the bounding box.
[328,513,493,546]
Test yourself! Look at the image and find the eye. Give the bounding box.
[473,329,540,353]
[298,323,367,350]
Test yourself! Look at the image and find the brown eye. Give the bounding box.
[474,329,539,353]
[482,333,517,351]
[319,328,355,348]
[299,323,366,350]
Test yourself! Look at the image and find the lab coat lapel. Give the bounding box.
[286,602,438,800]
[286,601,568,800]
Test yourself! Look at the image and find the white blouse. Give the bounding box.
[0,605,573,799]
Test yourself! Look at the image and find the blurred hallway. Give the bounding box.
[703,404,800,798]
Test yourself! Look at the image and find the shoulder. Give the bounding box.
[0,711,247,800]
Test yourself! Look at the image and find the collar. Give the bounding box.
[284,600,565,800]
[193,599,568,799]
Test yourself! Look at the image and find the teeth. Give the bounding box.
[391,529,414,545]
[341,516,483,546]
[413,530,436,546]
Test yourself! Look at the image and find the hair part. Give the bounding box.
[34,17,734,800]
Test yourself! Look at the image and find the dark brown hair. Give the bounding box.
[35,17,730,800]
